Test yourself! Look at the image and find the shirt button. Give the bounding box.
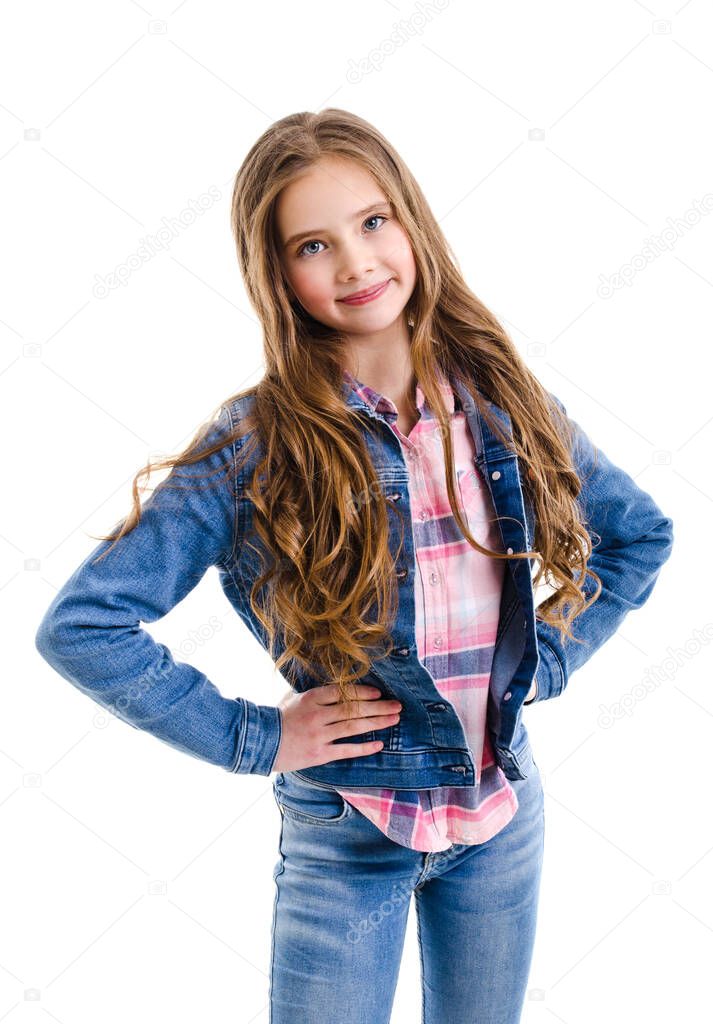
[429,572,439,585]
[491,470,501,480]
[419,509,428,521]
[433,636,443,648]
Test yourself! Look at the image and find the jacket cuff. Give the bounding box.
[529,628,567,703]
[231,700,283,776]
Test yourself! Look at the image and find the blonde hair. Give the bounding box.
[92,108,600,710]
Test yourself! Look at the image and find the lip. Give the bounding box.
[338,278,392,305]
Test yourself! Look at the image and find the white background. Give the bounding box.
[6,0,710,1020]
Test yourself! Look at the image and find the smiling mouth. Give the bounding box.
[338,279,392,304]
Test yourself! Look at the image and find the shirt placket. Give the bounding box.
[370,388,448,669]
[400,421,446,671]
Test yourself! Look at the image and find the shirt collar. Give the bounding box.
[342,367,459,421]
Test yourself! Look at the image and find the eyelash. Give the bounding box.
[296,214,388,258]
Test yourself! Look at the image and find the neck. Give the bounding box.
[343,318,416,411]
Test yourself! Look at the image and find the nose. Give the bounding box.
[335,238,378,283]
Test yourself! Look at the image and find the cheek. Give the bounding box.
[287,264,333,309]
[397,250,417,291]
[385,227,417,278]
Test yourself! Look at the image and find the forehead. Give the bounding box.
[275,157,387,232]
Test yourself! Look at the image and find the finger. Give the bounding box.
[313,684,382,706]
[326,712,400,740]
[319,739,385,761]
[321,698,401,724]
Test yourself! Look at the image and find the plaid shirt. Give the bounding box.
[336,369,518,851]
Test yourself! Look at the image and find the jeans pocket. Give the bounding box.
[273,771,353,825]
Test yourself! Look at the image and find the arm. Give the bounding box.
[527,394,674,704]
[34,405,282,775]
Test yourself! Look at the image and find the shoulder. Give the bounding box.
[223,390,259,442]
[219,391,265,489]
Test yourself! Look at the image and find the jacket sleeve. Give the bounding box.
[33,404,283,776]
[529,394,674,703]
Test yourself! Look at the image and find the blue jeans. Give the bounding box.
[269,760,545,1023]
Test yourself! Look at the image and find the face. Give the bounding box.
[275,156,417,343]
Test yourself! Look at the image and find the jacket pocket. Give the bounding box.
[328,670,400,751]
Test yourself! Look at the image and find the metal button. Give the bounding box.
[388,492,402,502]
[506,547,514,555]
[504,691,512,701]
[396,567,408,580]
[491,470,501,480]
[430,703,447,712]
[449,765,467,773]
[394,647,410,657]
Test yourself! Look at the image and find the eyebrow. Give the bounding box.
[282,201,392,249]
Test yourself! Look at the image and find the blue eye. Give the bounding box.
[364,214,386,231]
[297,239,325,257]
[296,214,388,258]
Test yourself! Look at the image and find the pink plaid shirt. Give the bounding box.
[336,369,519,852]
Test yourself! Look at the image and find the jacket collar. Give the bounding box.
[341,367,459,418]
[341,369,514,454]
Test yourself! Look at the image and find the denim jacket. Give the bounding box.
[34,378,674,789]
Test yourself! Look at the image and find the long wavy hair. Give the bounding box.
[91,107,601,711]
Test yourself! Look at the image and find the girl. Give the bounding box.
[35,109,674,1023]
